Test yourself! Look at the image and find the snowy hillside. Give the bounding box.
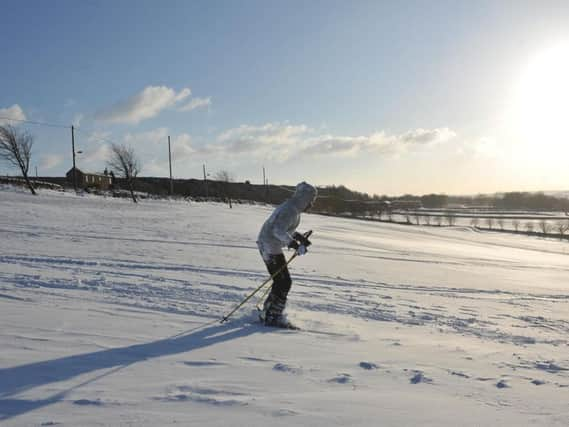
[1,187,568,426]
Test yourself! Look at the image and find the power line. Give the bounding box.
[0,116,71,129]
[0,117,119,146]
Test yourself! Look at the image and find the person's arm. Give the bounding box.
[271,206,296,247]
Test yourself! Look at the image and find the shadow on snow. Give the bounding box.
[0,320,265,421]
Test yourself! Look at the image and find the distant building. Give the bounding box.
[66,167,112,190]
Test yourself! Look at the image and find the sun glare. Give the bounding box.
[514,42,569,152]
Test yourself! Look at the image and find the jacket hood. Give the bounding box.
[291,182,317,210]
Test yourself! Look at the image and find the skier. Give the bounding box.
[257,181,318,328]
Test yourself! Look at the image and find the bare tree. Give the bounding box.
[556,220,569,240]
[538,219,550,235]
[445,213,456,226]
[107,143,141,203]
[0,125,36,195]
[512,219,520,232]
[214,169,235,208]
[214,170,234,183]
[414,213,421,225]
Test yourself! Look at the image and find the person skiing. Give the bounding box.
[256,181,318,328]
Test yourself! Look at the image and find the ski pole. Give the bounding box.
[255,278,273,310]
[220,252,299,323]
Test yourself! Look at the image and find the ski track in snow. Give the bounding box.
[4,250,569,349]
[1,189,569,425]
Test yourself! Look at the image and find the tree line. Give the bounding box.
[2,124,568,212]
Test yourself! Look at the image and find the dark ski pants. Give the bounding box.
[263,253,292,301]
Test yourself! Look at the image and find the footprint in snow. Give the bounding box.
[534,361,568,373]
[328,373,353,384]
[476,377,495,382]
[162,393,243,406]
[273,363,302,375]
[156,385,248,406]
[450,370,470,379]
[73,399,103,406]
[272,408,299,417]
[240,356,274,363]
[182,360,226,367]
[409,371,433,384]
[496,379,510,389]
[359,361,379,370]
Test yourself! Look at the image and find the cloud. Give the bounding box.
[81,144,113,166]
[0,104,26,125]
[304,128,457,157]
[95,86,192,124]
[69,123,457,178]
[39,154,64,170]
[217,122,309,160]
[178,97,211,112]
[399,128,456,145]
[214,122,457,161]
[171,134,195,161]
[219,123,308,143]
[123,127,169,145]
[301,135,369,157]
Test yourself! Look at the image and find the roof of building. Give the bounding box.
[66,167,111,178]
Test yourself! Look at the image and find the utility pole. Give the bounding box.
[168,135,173,196]
[263,166,268,203]
[35,166,38,178]
[203,164,208,198]
[71,125,77,192]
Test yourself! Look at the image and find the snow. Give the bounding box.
[1,187,568,426]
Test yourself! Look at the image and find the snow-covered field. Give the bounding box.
[1,187,569,426]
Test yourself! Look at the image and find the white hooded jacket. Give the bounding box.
[257,182,317,257]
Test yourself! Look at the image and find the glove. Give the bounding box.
[287,240,300,250]
[292,231,312,247]
[287,239,307,255]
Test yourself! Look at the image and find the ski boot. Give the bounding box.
[259,293,298,329]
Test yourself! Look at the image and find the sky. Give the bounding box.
[1,0,569,196]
